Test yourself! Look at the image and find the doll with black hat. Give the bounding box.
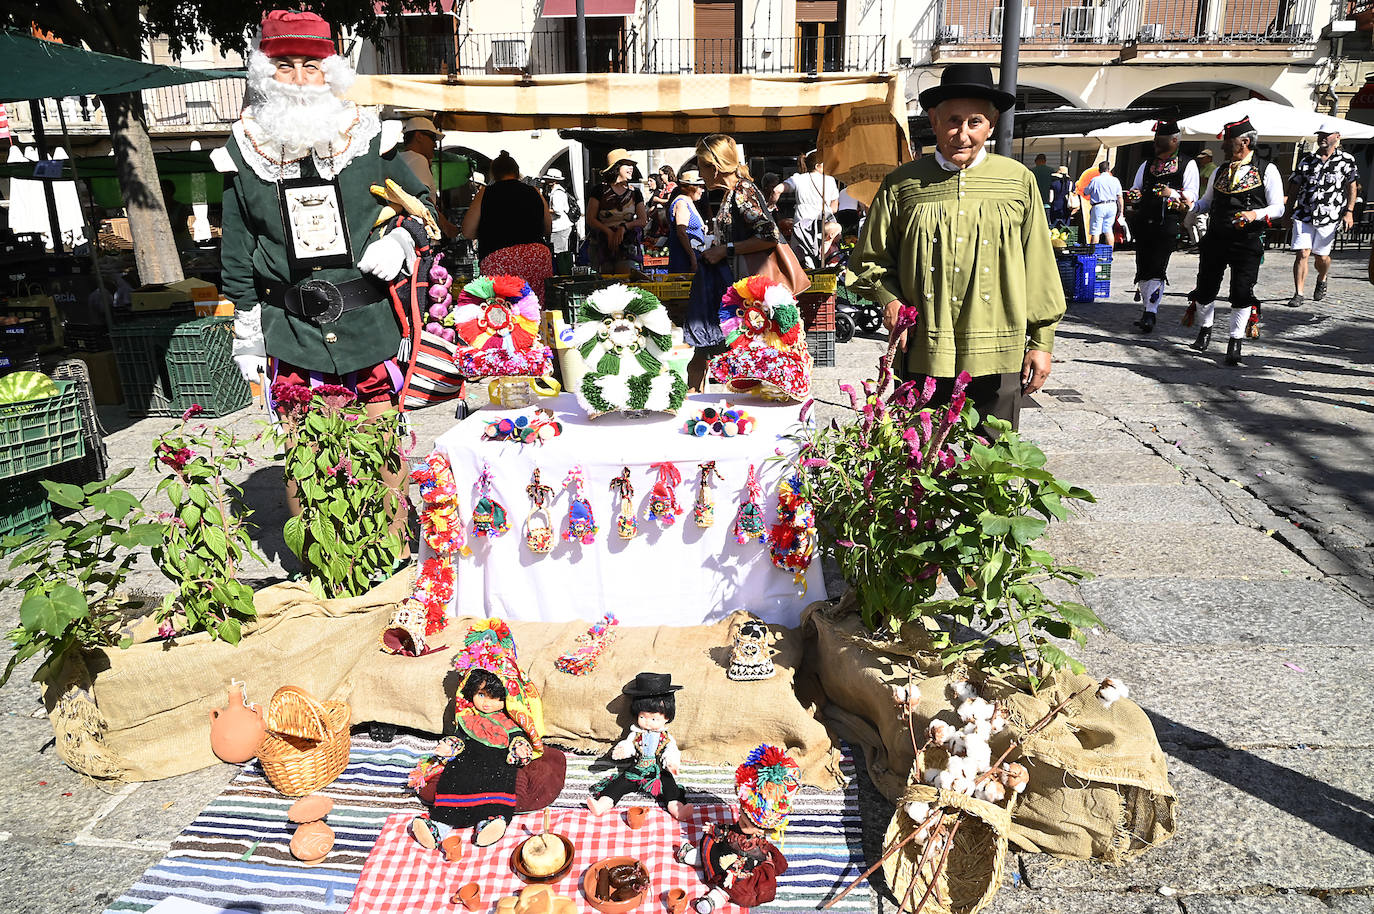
[587,672,693,820]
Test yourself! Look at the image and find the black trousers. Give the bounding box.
[1193,227,1264,310]
[896,363,1023,434]
[1132,220,1182,283]
[594,769,685,807]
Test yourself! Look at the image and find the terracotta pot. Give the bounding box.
[209,683,266,764]
[626,806,649,829]
[289,820,335,863]
[665,888,688,914]
[455,882,482,911]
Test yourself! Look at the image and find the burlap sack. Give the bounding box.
[805,602,1177,862]
[344,611,845,790]
[881,783,1012,914]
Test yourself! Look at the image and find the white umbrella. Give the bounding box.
[1085,119,1159,148]
[1179,100,1374,142]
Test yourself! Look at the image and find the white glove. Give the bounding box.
[232,304,267,384]
[357,229,416,282]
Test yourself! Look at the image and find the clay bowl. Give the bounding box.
[582,856,651,914]
[510,833,576,884]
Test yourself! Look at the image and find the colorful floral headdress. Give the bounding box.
[570,284,687,418]
[710,275,812,401]
[453,275,553,379]
[735,743,802,835]
[453,619,546,756]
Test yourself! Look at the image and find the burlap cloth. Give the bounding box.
[43,574,844,790]
[805,600,1177,862]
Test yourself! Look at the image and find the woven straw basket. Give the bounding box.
[257,686,351,797]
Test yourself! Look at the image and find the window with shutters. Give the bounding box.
[795,0,844,73]
[693,0,739,73]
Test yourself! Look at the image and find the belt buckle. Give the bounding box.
[298,279,345,324]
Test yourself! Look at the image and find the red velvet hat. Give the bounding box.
[260,10,336,59]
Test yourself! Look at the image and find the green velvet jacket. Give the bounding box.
[851,153,1065,379]
[220,126,435,375]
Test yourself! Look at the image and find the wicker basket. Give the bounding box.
[256,686,351,797]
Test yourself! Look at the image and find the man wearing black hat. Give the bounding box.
[852,63,1063,430]
[1186,116,1284,366]
[1128,120,1198,334]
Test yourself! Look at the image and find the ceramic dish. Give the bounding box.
[510,834,576,884]
[581,856,651,914]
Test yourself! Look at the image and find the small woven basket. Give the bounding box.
[256,686,351,797]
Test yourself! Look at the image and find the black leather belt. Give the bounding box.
[261,276,383,325]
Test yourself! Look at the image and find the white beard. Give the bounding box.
[247,78,354,155]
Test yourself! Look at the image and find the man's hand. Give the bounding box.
[703,244,728,265]
[883,299,910,351]
[1021,349,1051,396]
[1344,210,1356,231]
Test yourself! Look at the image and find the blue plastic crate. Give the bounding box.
[1072,254,1097,303]
[1093,277,1111,299]
[1056,257,1077,296]
[1093,243,1114,264]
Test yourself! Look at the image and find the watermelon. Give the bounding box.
[0,371,58,406]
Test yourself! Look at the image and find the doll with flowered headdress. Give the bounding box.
[676,743,800,913]
[407,620,566,860]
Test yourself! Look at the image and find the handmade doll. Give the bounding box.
[676,744,800,913]
[587,672,692,821]
[408,620,566,858]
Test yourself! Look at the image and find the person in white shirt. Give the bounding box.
[1185,116,1286,366]
[396,115,459,239]
[770,150,841,267]
[539,168,574,254]
[1085,162,1124,245]
[1127,120,1199,334]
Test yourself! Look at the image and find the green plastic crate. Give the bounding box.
[0,380,86,480]
[0,474,51,554]
[111,315,251,418]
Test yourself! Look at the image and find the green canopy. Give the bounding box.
[0,31,240,103]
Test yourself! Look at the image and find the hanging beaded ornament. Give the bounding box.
[610,467,638,540]
[694,461,725,528]
[768,469,817,593]
[562,465,598,544]
[733,463,768,545]
[471,462,510,538]
[643,461,684,527]
[554,612,620,676]
[524,469,555,554]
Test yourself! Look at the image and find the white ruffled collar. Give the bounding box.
[233,102,381,183]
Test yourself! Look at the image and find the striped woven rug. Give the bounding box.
[102,733,871,914]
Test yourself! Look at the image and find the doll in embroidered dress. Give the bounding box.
[407,620,566,858]
[587,672,692,821]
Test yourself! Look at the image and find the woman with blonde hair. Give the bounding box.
[685,134,783,389]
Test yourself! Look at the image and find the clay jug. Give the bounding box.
[209,682,266,764]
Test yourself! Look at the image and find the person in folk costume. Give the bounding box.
[676,743,800,913]
[1183,116,1285,366]
[1128,120,1199,334]
[217,10,437,537]
[407,620,567,858]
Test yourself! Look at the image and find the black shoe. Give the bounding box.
[1191,326,1212,351]
[1135,311,1156,334]
[1313,280,1327,302]
[369,722,398,743]
[1224,338,1242,366]
[1286,293,1303,308]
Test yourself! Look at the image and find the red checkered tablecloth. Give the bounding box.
[347,804,750,913]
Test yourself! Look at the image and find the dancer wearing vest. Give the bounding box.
[1184,117,1285,366]
[1129,120,1198,334]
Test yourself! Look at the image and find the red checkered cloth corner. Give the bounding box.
[347,804,751,913]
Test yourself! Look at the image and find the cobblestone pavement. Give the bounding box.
[1,246,1371,914]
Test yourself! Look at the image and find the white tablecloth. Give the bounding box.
[426,393,825,627]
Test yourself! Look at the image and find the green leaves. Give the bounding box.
[19,584,88,637]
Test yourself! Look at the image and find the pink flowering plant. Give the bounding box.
[149,405,263,644]
[801,308,1100,689]
[271,381,406,597]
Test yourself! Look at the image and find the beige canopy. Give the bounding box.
[349,71,912,203]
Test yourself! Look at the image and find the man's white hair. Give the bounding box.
[246,49,355,102]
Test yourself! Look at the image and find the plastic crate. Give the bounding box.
[807,328,836,368]
[1056,256,1077,297]
[0,379,86,480]
[64,322,111,353]
[1093,243,1114,264]
[798,292,836,332]
[1093,277,1111,299]
[46,359,109,490]
[1072,254,1097,303]
[806,269,839,294]
[629,278,693,302]
[0,474,51,554]
[0,313,47,353]
[111,315,251,418]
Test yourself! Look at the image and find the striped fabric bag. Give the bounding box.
[387,220,466,411]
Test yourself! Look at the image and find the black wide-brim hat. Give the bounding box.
[919,63,1016,113]
[622,672,684,697]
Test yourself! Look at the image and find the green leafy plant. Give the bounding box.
[271,381,406,597]
[802,309,1101,691]
[0,471,165,687]
[150,405,263,644]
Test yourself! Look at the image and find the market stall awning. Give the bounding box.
[908,106,1177,146]
[1179,99,1374,142]
[540,0,638,16]
[349,71,911,203]
[0,31,241,104]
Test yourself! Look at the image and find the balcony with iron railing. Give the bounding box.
[7,78,247,138]
[376,31,888,75]
[932,0,1317,56]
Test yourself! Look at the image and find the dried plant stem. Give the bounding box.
[822,808,940,911]
[912,818,962,914]
[898,817,946,913]
[975,681,1098,789]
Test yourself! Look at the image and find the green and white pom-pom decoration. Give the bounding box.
[571,283,688,419]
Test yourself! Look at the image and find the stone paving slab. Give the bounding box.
[981,888,1181,914]
[88,764,239,843]
[1020,746,1374,893]
[1183,894,1374,914]
[1043,523,1315,580]
[1066,484,1234,525]
[1022,426,1154,456]
[0,717,122,840]
[1079,578,1374,646]
[1042,451,1186,488]
[0,840,162,914]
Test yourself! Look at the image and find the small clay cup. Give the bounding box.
[626,806,649,829]
[665,888,689,914]
[455,882,482,911]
